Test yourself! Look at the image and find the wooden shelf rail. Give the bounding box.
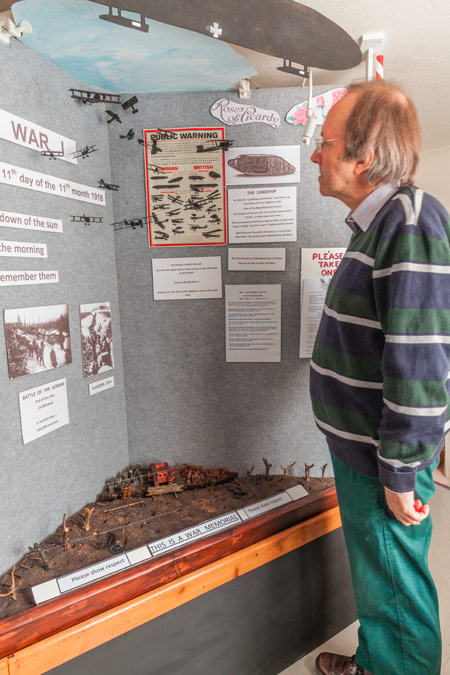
[0,488,340,674]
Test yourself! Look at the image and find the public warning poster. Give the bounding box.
[144,127,227,247]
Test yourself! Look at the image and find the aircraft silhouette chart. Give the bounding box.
[90,0,361,71]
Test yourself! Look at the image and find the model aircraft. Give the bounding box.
[112,215,149,231]
[97,178,120,191]
[40,149,64,160]
[88,1,361,72]
[196,140,234,153]
[122,95,139,113]
[71,215,103,224]
[120,129,135,140]
[106,110,122,124]
[71,145,98,160]
[69,88,122,105]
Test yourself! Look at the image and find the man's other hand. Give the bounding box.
[384,488,430,526]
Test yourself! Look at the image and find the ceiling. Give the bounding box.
[4,0,450,151]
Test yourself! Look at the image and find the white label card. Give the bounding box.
[149,512,242,556]
[152,256,222,300]
[0,240,47,258]
[89,376,115,396]
[0,270,58,286]
[19,378,69,444]
[0,210,63,233]
[0,109,77,163]
[243,492,293,518]
[57,555,130,594]
[228,248,286,271]
[226,284,281,362]
[228,186,297,243]
[0,162,105,205]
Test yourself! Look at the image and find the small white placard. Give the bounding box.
[286,484,309,501]
[89,376,115,396]
[149,512,242,557]
[0,240,47,258]
[299,248,346,359]
[226,285,281,362]
[0,108,77,163]
[225,145,300,186]
[228,187,297,243]
[31,579,60,605]
[0,209,63,233]
[126,546,152,566]
[243,492,293,519]
[228,248,286,271]
[57,554,130,594]
[152,256,222,300]
[0,162,105,205]
[0,270,58,286]
[19,378,69,444]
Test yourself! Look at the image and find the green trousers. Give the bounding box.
[331,452,441,675]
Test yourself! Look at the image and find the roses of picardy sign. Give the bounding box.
[210,98,280,128]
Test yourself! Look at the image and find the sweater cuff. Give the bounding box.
[377,460,417,493]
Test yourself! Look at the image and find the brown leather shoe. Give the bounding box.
[315,652,373,675]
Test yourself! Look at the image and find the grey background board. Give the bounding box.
[109,86,349,477]
[48,528,356,675]
[0,40,129,575]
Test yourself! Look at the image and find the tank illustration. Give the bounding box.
[227,154,296,176]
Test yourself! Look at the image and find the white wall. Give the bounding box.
[416,146,450,212]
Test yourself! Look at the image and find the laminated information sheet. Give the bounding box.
[226,285,281,362]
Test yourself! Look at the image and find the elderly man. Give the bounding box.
[310,81,448,675]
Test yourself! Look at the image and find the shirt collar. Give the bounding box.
[345,181,401,233]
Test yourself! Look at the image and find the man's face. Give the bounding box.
[310,93,360,208]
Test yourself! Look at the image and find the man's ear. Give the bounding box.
[354,148,375,176]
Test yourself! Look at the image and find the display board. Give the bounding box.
[0,41,129,577]
[107,85,349,479]
[1,39,349,583]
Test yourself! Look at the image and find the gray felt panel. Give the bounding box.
[0,41,129,575]
[108,86,349,478]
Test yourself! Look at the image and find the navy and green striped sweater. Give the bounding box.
[310,186,450,492]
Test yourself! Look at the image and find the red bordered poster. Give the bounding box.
[143,127,227,247]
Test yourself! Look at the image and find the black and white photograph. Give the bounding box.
[80,302,114,377]
[4,304,72,380]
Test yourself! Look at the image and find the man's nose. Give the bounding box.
[311,148,320,164]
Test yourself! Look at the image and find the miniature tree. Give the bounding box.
[280,461,296,478]
[262,457,272,480]
[320,463,328,481]
[63,513,70,549]
[82,506,95,532]
[304,463,315,484]
[0,565,22,601]
[246,464,255,477]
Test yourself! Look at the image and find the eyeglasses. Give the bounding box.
[313,137,345,152]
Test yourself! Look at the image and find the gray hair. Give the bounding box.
[343,81,420,186]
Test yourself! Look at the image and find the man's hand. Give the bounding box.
[384,487,430,526]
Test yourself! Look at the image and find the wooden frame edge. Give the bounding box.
[0,506,341,675]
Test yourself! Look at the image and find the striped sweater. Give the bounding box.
[310,185,450,492]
